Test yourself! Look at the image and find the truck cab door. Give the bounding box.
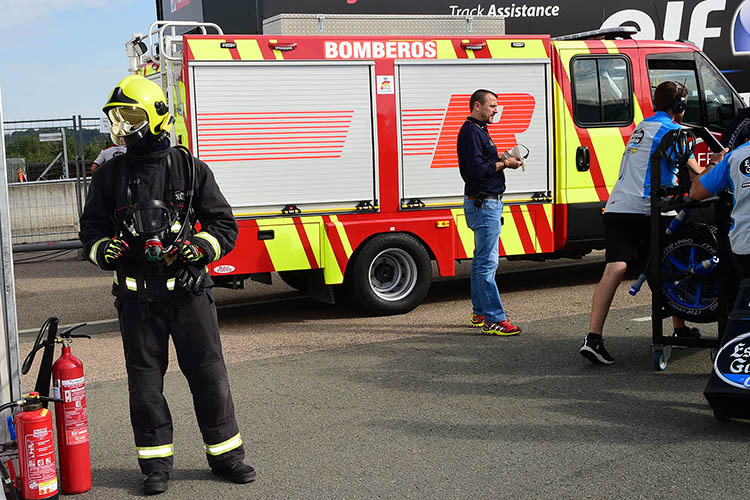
[553,42,639,250]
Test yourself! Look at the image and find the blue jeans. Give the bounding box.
[463,197,506,322]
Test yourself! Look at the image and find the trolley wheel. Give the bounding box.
[713,407,731,422]
[651,345,671,371]
[659,222,720,323]
[346,233,432,315]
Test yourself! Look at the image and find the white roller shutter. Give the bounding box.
[397,60,551,205]
[189,62,376,213]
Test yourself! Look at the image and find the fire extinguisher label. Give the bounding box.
[23,426,58,495]
[59,376,89,445]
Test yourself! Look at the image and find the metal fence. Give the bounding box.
[3,116,110,245]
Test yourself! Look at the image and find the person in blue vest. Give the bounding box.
[79,75,255,495]
[580,81,724,365]
[690,140,750,275]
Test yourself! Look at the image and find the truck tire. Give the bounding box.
[659,222,720,323]
[347,233,432,315]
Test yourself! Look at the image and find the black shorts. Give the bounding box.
[603,212,669,264]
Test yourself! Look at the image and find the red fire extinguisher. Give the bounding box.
[15,392,59,500]
[52,337,91,494]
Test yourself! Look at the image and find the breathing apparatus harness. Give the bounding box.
[120,144,196,263]
[113,144,209,296]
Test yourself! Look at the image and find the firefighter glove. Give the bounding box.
[175,264,205,294]
[100,238,129,266]
[174,238,206,264]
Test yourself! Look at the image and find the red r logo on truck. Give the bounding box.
[403,93,536,168]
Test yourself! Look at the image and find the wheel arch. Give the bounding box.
[343,230,436,283]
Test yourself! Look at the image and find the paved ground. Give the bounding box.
[8,252,747,499]
[74,307,746,499]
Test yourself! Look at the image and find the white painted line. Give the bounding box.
[632,316,652,322]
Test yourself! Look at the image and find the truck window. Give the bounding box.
[571,56,633,127]
[646,56,700,126]
[696,53,741,132]
[647,53,744,132]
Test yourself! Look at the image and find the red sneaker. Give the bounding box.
[482,319,521,336]
[470,313,486,328]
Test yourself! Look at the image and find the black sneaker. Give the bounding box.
[673,326,701,339]
[143,471,169,495]
[579,335,615,365]
[212,462,257,484]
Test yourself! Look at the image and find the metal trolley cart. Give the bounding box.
[631,127,730,370]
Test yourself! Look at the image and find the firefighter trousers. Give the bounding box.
[115,290,245,474]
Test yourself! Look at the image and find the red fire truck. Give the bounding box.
[127,16,745,314]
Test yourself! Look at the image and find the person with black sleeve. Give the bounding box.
[457,89,523,336]
[79,75,255,495]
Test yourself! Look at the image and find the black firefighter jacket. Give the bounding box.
[79,146,238,301]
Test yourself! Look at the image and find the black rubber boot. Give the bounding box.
[211,462,257,484]
[143,471,169,495]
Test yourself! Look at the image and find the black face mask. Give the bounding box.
[128,200,178,263]
[127,133,170,155]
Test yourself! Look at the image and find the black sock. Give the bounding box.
[587,332,602,340]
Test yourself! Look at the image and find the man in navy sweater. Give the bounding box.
[457,89,523,336]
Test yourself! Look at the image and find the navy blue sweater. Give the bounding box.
[456,116,505,196]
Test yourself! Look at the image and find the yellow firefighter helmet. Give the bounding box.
[102,75,174,146]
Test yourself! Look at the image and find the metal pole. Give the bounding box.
[0,85,24,436]
[79,115,89,199]
[72,116,83,217]
[60,127,69,178]
[36,152,62,181]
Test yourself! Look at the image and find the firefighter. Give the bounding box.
[79,75,255,495]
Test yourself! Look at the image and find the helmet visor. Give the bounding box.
[108,106,148,138]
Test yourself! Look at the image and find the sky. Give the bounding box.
[0,0,158,122]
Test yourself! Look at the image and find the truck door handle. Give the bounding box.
[258,230,275,240]
[576,146,590,172]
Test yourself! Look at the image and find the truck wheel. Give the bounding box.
[278,271,308,292]
[347,233,432,315]
[659,222,720,323]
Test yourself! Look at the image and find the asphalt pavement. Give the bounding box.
[8,252,749,499]
[72,306,748,500]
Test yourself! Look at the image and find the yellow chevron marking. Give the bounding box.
[500,207,525,256]
[269,39,285,60]
[556,41,590,68]
[329,215,353,257]
[486,39,549,59]
[451,208,474,257]
[461,40,476,59]
[602,40,620,54]
[543,204,554,240]
[588,126,627,188]
[520,208,540,252]
[187,39,234,60]
[633,92,645,124]
[300,216,322,268]
[436,40,458,59]
[554,78,596,205]
[235,39,264,60]
[255,219,313,271]
[320,219,345,285]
